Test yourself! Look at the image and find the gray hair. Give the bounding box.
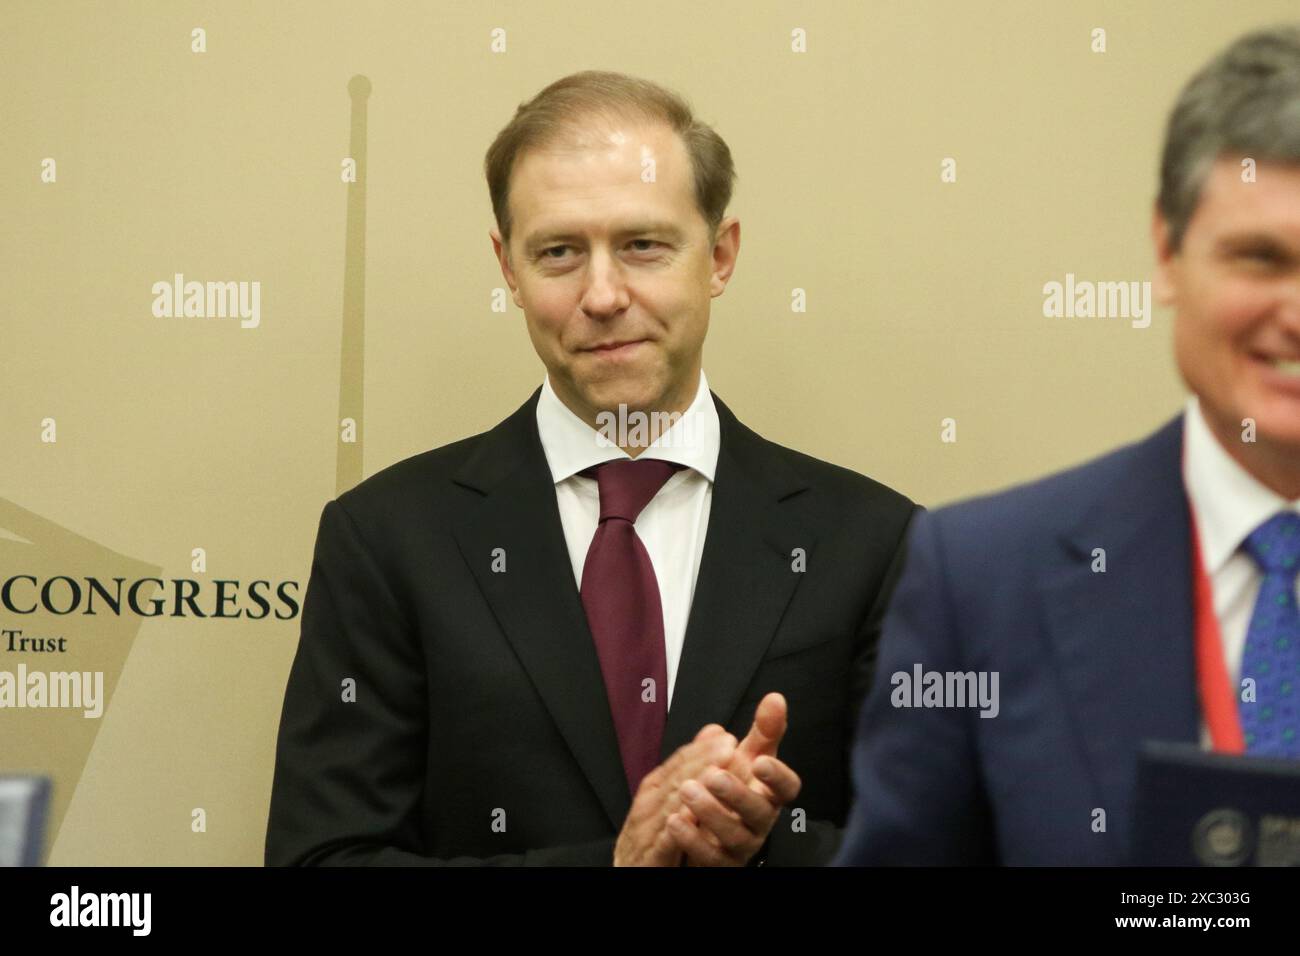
[1158,24,1300,250]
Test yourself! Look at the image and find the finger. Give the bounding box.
[667,811,735,867]
[680,778,755,852]
[648,820,684,867]
[680,731,738,782]
[661,733,737,819]
[656,729,716,791]
[737,692,788,761]
[693,723,726,743]
[677,804,723,849]
[701,766,779,831]
[671,729,736,781]
[753,754,802,804]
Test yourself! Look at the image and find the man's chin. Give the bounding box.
[1239,397,1300,456]
[584,391,661,417]
[573,375,666,416]
[1257,421,1300,456]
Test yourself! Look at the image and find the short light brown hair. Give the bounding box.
[484,70,736,253]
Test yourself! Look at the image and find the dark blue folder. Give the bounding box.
[1132,741,1300,866]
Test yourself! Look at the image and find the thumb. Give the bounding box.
[738,692,787,760]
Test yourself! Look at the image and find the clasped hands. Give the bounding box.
[613,692,801,866]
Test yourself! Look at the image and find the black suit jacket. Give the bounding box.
[265,389,916,865]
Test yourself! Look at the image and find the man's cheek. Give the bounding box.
[1209,279,1275,336]
[539,321,572,360]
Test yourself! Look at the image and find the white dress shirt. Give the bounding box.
[1182,396,1300,748]
[535,370,720,709]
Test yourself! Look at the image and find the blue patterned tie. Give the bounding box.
[1239,512,1300,757]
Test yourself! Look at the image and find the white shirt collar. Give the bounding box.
[535,369,720,485]
[1182,395,1300,574]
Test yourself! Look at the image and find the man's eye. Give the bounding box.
[1241,248,1283,265]
[539,240,659,260]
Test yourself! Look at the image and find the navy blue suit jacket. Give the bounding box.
[834,414,1202,865]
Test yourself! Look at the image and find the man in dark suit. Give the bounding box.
[834,26,1300,865]
[266,70,915,866]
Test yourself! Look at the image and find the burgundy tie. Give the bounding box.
[579,458,681,795]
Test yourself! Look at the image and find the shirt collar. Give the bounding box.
[1182,395,1300,574]
[535,369,720,485]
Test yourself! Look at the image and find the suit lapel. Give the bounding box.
[450,391,629,829]
[1038,415,1200,827]
[661,395,815,757]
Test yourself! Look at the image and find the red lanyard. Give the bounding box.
[1189,514,1245,753]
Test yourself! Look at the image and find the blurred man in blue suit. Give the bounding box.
[835,25,1300,865]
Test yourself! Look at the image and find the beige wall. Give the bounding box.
[3,0,1291,864]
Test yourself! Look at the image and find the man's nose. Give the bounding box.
[579,248,631,319]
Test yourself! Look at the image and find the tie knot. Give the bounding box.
[1243,512,1300,575]
[585,459,682,524]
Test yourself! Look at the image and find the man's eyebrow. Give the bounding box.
[523,222,687,254]
[1215,231,1296,252]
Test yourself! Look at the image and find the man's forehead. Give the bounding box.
[509,122,697,246]
[550,114,682,153]
[549,122,672,154]
[1192,157,1300,230]
[520,216,689,252]
[515,121,685,183]
[1203,155,1300,195]
[513,183,695,246]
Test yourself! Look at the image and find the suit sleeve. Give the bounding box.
[762,503,920,866]
[264,499,616,866]
[830,507,997,865]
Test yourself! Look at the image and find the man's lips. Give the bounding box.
[1249,352,1300,396]
[582,339,649,355]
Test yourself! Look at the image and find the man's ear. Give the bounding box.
[490,226,522,307]
[709,215,741,298]
[1151,205,1178,308]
